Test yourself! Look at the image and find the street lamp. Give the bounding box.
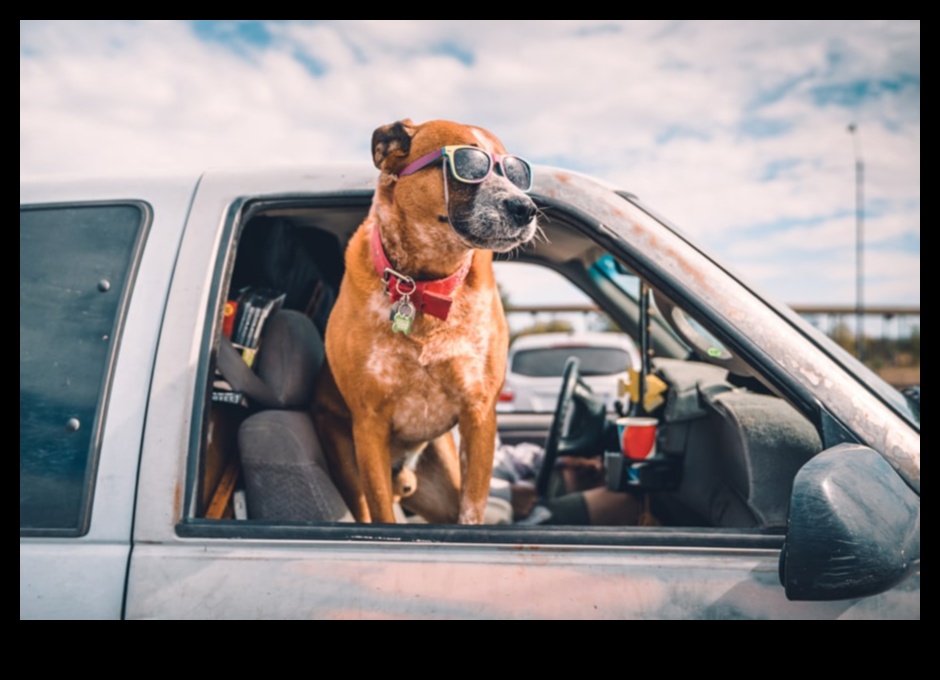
[848,123,864,361]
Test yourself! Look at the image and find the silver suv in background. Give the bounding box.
[498,332,641,412]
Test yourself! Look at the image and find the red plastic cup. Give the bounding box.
[616,417,658,460]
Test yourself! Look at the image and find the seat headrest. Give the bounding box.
[254,310,324,409]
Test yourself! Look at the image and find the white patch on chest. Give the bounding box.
[363,292,399,387]
[362,285,498,445]
[366,289,392,325]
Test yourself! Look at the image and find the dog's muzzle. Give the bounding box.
[450,183,539,252]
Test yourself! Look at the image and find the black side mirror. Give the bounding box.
[779,443,919,601]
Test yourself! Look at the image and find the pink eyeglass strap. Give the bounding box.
[398,148,445,177]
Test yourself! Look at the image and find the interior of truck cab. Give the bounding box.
[197,195,823,533]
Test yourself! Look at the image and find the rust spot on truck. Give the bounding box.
[173,479,182,518]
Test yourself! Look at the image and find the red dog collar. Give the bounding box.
[370,225,472,321]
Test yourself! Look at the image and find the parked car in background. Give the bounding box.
[499,332,640,413]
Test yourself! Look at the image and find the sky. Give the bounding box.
[20,20,920,310]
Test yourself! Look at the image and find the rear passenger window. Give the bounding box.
[20,204,148,534]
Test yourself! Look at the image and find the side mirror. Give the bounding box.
[779,443,919,601]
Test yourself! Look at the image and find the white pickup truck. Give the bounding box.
[20,166,920,619]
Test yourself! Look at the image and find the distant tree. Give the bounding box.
[829,321,855,353]
[908,326,920,365]
[826,320,919,373]
[511,319,575,344]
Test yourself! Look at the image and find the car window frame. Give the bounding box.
[175,192,797,551]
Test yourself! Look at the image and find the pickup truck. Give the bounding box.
[20,166,920,619]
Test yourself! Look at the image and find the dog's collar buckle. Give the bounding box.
[383,267,416,295]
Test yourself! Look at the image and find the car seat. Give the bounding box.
[217,310,352,521]
[651,358,822,529]
[704,388,822,528]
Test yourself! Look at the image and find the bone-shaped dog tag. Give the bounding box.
[391,311,413,334]
[390,297,415,334]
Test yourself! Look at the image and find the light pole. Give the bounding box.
[848,123,864,361]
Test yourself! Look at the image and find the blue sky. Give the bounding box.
[20,20,920,308]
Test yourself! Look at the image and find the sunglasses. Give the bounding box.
[398,145,533,192]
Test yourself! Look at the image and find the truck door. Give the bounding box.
[20,181,194,619]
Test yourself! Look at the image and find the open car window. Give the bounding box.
[191,193,834,538]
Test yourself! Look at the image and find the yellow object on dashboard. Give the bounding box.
[624,368,668,413]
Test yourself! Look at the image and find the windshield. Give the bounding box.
[590,253,920,430]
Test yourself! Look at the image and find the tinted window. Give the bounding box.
[20,204,147,534]
[512,347,631,377]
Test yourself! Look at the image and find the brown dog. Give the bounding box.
[313,119,538,524]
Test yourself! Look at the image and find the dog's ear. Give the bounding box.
[372,119,417,173]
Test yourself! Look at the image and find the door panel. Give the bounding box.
[125,539,919,619]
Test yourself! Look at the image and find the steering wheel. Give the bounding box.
[536,357,607,498]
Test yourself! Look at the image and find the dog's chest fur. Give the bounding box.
[362,289,498,444]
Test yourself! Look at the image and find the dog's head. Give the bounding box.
[372,119,538,252]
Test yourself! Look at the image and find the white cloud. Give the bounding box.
[19,20,919,305]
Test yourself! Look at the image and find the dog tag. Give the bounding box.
[391,311,413,334]
[390,297,415,334]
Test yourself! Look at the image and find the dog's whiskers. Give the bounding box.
[533,221,550,246]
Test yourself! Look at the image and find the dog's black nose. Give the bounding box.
[507,195,537,227]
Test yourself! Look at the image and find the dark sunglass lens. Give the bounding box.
[502,157,532,190]
[452,148,491,181]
